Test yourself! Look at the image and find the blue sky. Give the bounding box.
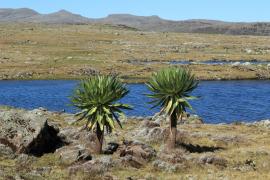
[1,0,269,22]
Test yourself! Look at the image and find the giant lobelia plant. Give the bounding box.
[146,67,198,150]
[71,75,132,154]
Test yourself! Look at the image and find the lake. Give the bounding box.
[0,80,269,124]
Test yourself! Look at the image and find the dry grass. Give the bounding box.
[0,23,270,81]
[1,113,270,179]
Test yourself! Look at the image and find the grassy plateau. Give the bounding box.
[0,23,270,82]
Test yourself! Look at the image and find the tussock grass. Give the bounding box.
[0,23,270,81]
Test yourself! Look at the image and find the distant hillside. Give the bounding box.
[98,14,270,36]
[1,8,270,35]
[0,8,91,24]
[0,8,39,21]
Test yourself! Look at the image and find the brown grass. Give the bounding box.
[0,23,270,81]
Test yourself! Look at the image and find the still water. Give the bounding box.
[0,80,269,123]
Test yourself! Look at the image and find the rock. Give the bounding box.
[14,71,35,79]
[64,116,77,125]
[139,120,160,129]
[245,49,253,54]
[134,120,165,142]
[234,159,256,172]
[232,62,241,66]
[22,171,43,179]
[152,113,203,125]
[31,167,52,176]
[68,156,114,175]
[146,127,166,142]
[134,116,145,121]
[152,160,184,172]
[245,159,256,169]
[70,67,99,76]
[16,154,36,164]
[37,107,47,112]
[198,154,227,167]
[104,142,119,154]
[183,114,204,124]
[158,148,187,164]
[0,109,63,156]
[0,144,16,159]
[243,62,251,66]
[253,119,270,128]
[135,128,149,137]
[152,113,167,124]
[31,108,47,116]
[120,155,146,169]
[58,127,98,153]
[56,144,92,165]
[58,127,81,143]
[14,174,24,180]
[118,140,156,168]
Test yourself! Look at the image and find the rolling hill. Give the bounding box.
[1,8,270,35]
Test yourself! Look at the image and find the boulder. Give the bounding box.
[58,127,97,153]
[56,144,92,165]
[136,125,188,143]
[118,140,156,168]
[104,142,119,154]
[68,156,114,175]
[0,109,63,156]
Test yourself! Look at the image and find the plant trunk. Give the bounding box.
[95,124,104,154]
[167,112,177,150]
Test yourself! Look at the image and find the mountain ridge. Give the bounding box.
[1,8,270,35]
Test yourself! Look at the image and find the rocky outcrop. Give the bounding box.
[0,144,16,159]
[58,127,99,154]
[56,144,92,164]
[252,119,270,128]
[68,156,116,176]
[0,109,63,156]
[118,140,156,168]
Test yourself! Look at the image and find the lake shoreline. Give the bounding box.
[1,106,269,125]
[0,75,270,83]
